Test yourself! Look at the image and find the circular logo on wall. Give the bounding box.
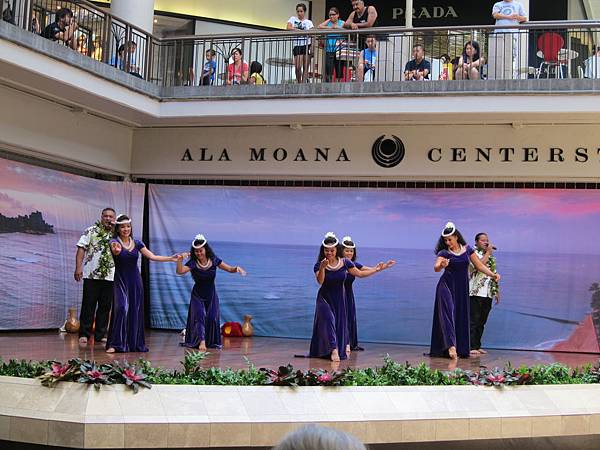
[371,135,405,168]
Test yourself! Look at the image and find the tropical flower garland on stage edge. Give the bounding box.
[0,355,599,393]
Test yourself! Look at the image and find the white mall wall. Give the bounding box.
[0,85,132,175]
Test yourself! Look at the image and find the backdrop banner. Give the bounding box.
[148,184,600,353]
[0,157,144,330]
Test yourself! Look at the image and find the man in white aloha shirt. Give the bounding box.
[74,208,115,344]
[469,232,500,355]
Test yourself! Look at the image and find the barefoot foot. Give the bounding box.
[346,344,351,356]
[448,346,458,360]
[106,347,116,353]
[78,337,88,345]
[331,349,340,362]
[198,341,207,352]
[469,349,481,356]
[478,348,488,354]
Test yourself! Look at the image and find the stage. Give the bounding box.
[0,330,598,371]
[1,330,600,449]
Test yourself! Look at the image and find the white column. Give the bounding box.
[405,0,413,28]
[111,0,155,33]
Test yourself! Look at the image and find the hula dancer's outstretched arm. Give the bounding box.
[140,247,178,262]
[218,261,247,276]
[348,261,386,278]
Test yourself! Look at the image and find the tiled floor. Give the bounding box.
[0,330,598,371]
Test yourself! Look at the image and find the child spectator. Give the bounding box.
[248,61,265,85]
[357,35,377,81]
[200,49,217,86]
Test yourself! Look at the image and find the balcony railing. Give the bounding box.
[3,0,600,87]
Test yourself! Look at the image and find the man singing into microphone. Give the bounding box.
[468,232,500,355]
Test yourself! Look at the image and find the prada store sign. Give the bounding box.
[131,124,600,179]
[326,0,567,27]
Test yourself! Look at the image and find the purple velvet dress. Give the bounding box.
[309,258,354,360]
[181,257,222,349]
[430,245,474,358]
[344,262,363,351]
[106,239,148,353]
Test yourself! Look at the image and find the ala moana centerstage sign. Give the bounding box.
[179,146,600,165]
[131,125,600,179]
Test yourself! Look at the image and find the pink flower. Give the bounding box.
[486,374,505,384]
[317,373,332,383]
[123,368,142,382]
[87,370,103,380]
[51,363,71,377]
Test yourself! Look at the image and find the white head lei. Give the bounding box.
[322,231,339,248]
[192,234,207,249]
[441,222,456,237]
[114,214,131,225]
[341,236,356,249]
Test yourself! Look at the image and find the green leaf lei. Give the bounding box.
[487,254,499,297]
[90,221,115,279]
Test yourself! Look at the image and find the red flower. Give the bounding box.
[123,368,143,382]
[317,373,332,383]
[86,370,104,380]
[51,363,71,377]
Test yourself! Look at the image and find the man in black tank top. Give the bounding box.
[344,0,378,49]
[345,0,378,29]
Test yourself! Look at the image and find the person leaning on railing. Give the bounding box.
[287,3,314,84]
[318,7,345,82]
[41,7,78,50]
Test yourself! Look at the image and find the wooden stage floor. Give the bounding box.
[0,330,598,372]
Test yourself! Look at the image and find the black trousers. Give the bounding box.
[325,52,343,82]
[470,295,493,350]
[79,279,113,340]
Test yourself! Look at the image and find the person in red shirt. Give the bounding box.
[226,48,249,85]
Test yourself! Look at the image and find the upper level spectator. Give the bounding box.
[488,0,527,79]
[200,49,217,85]
[287,3,314,84]
[226,48,249,85]
[109,41,140,77]
[41,8,78,50]
[248,61,265,85]
[318,7,345,82]
[404,44,430,80]
[455,40,483,80]
[357,35,377,81]
[584,46,600,78]
[2,0,15,24]
[344,0,378,30]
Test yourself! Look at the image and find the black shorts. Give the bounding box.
[293,45,311,56]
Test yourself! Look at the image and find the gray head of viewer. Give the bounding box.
[272,425,367,450]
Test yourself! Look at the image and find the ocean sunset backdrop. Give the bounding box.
[148,185,600,352]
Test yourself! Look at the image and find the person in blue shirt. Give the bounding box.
[200,49,217,86]
[357,35,377,81]
[488,0,527,79]
[318,7,345,82]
